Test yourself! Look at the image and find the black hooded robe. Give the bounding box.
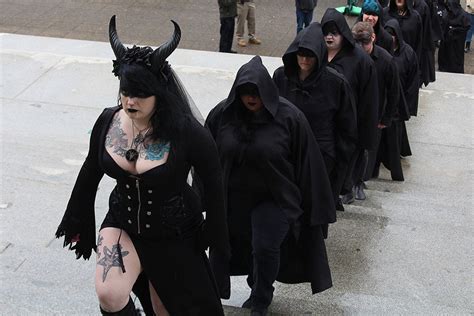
[364,44,402,181]
[383,0,424,79]
[427,0,444,42]
[413,0,436,86]
[321,8,379,193]
[438,0,471,73]
[273,22,358,206]
[206,56,336,296]
[380,20,419,175]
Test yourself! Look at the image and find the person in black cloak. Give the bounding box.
[383,0,423,80]
[352,22,402,181]
[438,0,471,73]
[321,8,379,203]
[272,22,358,208]
[205,56,336,316]
[426,0,445,44]
[357,0,394,54]
[413,0,437,86]
[55,16,230,316]
[381,19,419,176]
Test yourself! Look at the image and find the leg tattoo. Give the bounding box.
[97,243,129,282]
[97,234,104,258]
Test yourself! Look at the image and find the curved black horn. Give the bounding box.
[151,20,181,72]
[109,15,126,60]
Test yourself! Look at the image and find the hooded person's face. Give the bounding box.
[396,0,406,10]
[324,27,343,52]
[363,13,379,28]
[238,83,264,113]
[296,48,317,73]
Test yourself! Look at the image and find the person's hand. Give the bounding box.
[71,233,80,243]
[377,123,387,129]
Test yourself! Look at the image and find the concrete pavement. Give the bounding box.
[0,32,473,315]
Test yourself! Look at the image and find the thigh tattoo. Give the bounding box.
[96,233,129,282]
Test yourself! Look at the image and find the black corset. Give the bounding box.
[110,178,204,239]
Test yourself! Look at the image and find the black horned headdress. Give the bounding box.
[109,15,181,80]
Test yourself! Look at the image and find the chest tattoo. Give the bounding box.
[142,142,171,161]
[105,115,128,157]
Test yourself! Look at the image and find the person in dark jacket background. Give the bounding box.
[218,0,238,53]
[413,0,437,86]
[380,19,419,178]
[358,0,394,54]
[295,0,318,33]
[438,0,471,73]
[352,22,402,181]
[206,56,335,316]
[321,8,379,204]
[273,22,357,208]
[383,0,423,81]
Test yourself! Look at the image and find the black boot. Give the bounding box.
[354,183,366,200]
[100,297,138,316]
[465,41,471,53]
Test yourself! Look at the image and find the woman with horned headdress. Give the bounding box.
[55,15,230,315]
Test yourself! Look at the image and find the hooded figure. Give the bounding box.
[413,0,437,86]
[273,22,357,206]
[376,19,419,178]
[426,0,445,41]
[383,0,423,72]
[321,8,379,203]
[438,0,471,73]
[357,0,394,54]
[352,22,402,181]
[206,56,335,314]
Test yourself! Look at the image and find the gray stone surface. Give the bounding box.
[0,34,473,315]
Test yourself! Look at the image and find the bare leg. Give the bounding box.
[95,228,141,312]
[149,281,170,316]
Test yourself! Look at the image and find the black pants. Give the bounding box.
[226,191,289,310]
[247,201,290,310]
[219,17,235,52]
[342,147,368,194]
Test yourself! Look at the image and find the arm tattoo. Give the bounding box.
[97,244,129,282]
[105,115,129,157]
[142,142,171,161]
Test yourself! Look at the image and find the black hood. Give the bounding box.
[282,22,328,78]
[385,18,406,46]
[446,0,462,14]
[389,0,414,12]
[321,8,356,48]
[224,56,279,117]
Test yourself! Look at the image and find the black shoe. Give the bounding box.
[251,307,268,316]
[242,297,252,309]
[336,198,345,212]
[228,49,237,53]
[341,192,355,204]
[354,184,366,200]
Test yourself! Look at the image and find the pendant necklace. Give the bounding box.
[125,120,151,162]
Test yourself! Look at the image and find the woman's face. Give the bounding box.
[396,0,406,9]
[363,13,379,28]
[121,93,156,120]
[297,54,317,73]
[240,94,263,113]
